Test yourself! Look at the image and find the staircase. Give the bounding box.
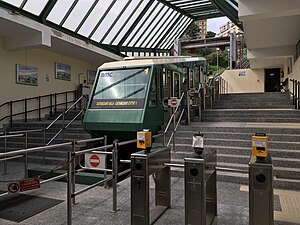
[0,110,91,165]
[171,92,300,190]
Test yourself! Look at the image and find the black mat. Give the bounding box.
[0,193,63,222]
[0,190,6,195]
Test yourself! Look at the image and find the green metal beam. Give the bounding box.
[184,5,216,13]
[118,0,155,48]
[109,0,144,45]
[157,0,195,19]
[39,0,58,23]
[59,0,79,26]
[75,0,99,33]
[100,0,133,43]
[210,0,242,29]
[194,12,224,20]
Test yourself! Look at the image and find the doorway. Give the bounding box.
[265,68,280,92]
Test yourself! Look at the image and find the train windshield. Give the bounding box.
[90,67,151,109]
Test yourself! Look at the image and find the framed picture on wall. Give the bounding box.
[87,70,97,85]
[55,62,71,81]
[16,64,38,86]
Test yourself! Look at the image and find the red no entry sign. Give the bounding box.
[171,99,177,105]
[89,154,100,167]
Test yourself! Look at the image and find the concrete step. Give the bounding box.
[212,103,293,109]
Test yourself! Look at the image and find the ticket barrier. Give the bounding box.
[131,147,171,225]
[249,155,274,225]
[184,149,217,225]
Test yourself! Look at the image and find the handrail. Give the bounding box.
[46,95,85,146]
[164,92,185,134]
[290,79,299,109]
[7,128,44,135]
[0,89,78,126]
[167,109,185,147]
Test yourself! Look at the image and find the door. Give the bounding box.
[265,68,280,92]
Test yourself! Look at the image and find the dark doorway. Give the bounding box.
[265,68,280,92]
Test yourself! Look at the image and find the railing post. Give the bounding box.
[104,135,108,188]
[25,98,28,122]
[38,96,41,121]
[65,91,68,111]
[4,131,7,175]
[295,81,298,109]
[74,91,77,110]
[10,101,13,127]
[62,112,65,141]
[43,128,46,164]
[24,133,28,178]
[50,94,53,117]
[71,141,76,205]
[54,93,57,114]
[292,79,295,105]
[297,81,300,109]
[67,151,72,225]
[187,91,191,126]
[112,139,119,212]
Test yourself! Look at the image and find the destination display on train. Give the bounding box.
[91,98,145,109]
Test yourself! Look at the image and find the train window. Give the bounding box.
[90,67,150,109]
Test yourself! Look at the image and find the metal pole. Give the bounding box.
[187,91,190,126]
[54,93,57,114]
[173,108,176,152]
[65,91,68,111]
[71,141,76,205]
[295,81,298,109]
[43,128,46,164]
[50,94,53,117]
[4,132,7,175]
[38,96,41,121]
[10,101,13,127]
[112,140,119,212]
[25,98,28,122]
[62,112,65,141]
[104,135,108,188]
[24,133,28,178]
[67,151,72,225]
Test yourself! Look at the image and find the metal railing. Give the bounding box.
[163,92,186,151]
[219,77,229,94]
[290,79,299,109]
[46,95,85,146]
[0,90,79,127]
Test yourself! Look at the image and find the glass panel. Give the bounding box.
[90,68,151,109]
[103,0,143,45]
[62,0,94,31]
[159,16,186,49]
[91,0,129,42]
[23,0,49,15]
[150,12,180,48]
[138,5,170,48]
[123,1,158,46]
[46,0,74,24]
[77,0,114,37]
[129,2,165,47]
[127,52,133,57]
[112,0,150,45]
[146,10,179,48]
[1,0,23,7]
[134,52,139,56]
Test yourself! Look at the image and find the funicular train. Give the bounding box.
[83,56,207,158]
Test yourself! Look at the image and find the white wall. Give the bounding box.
[221,69,265,93]
[0,37,99,127]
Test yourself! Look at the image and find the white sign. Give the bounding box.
[85,153,106,169]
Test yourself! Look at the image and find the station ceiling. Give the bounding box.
[0,0,239,56]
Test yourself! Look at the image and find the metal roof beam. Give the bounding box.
[39,0,58,23]
[118,0,155,48]
[184,5,217,13]
[157,0,194,19]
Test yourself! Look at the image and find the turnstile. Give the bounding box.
[185,150,217,225]
[131,147,171,225]
[249,155,274,225]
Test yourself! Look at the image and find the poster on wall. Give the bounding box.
[87,70,97,85]
[16,64,38,86]
[55,62,71,81]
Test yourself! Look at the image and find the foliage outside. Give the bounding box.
[182,47,229,77]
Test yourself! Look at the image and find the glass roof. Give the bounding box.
[0,0,239,56]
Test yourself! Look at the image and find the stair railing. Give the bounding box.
[46,95,85,146]
[0,90,79,127]
[163,92,186,152]
[290,79,299,109]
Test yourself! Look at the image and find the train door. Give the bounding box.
[163,68,181,120]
